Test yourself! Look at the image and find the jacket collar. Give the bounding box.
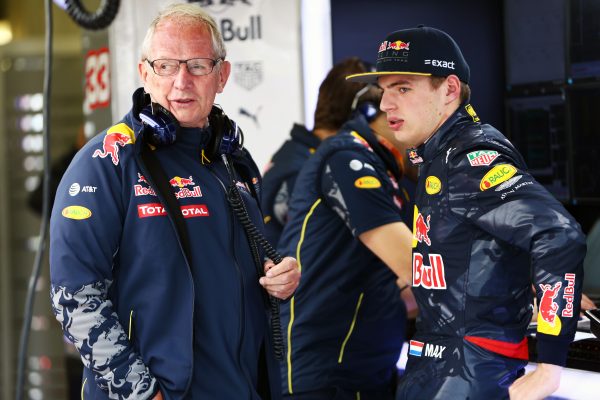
[408,102,480,165]
[290,123,320,149]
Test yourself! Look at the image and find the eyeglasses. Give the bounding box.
[145,57,222,76]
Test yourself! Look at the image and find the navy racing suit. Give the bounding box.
[396,104,586,399]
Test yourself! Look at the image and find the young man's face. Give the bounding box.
[378,74,449,148]
[138,18,231,128]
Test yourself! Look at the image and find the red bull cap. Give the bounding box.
[346,26,470,84]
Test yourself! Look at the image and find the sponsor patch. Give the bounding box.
[408,149,423,165]
[425,176,441,195]
[69,183,80,196]
[349,159,363,171]
[170,176,194,188]
[137,203,210,218]
[424,59,455,69]
[69,183,96,195]
[537,282,562,336]
[81,185,97,193]
[413,253,446,289]
[409,340,424,357]
[562,273,576,318]
[479,164,517,191]
[495,175,523,191]
[62,206,92,220]
[350,131,371,149]
[92,123,135,166]
[355,176,381,189]
[379,40,410,52]
[465,104,480,122]
[414,212,431,246]
[467,150,499,167]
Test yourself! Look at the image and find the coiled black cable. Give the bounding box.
[222,154,284,361]
[63,0,120,30]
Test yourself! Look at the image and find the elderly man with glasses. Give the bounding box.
[49,3,300,399]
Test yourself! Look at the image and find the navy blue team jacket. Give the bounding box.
[278,115,410,397]
[50,108,280,399]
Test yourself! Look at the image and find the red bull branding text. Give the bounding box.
[561,273,576,317]
[413,253,446,289]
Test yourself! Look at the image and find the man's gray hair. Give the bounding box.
[140,3,226,61]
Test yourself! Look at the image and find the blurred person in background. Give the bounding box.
[277,82,416,400]
[262,58,379,246]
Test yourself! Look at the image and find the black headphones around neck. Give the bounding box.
[134,87,243,161]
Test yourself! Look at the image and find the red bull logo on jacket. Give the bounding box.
[537,282,563,336]
[170,176,195,188]
[92,123,135,166]
[168,176,203,199]
[413,253,446,289]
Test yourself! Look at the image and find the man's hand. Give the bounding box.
[509,363,561,400]
[152,391,163,400]
[259,257,300,300]
[581,293,596,314]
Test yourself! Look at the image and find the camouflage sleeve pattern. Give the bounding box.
[51,279,157,399]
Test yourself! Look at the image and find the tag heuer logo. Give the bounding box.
[233,61,263,91]
[467,150,499,166]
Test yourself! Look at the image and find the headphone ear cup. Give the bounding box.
[356,101,379,123]
[206,106,242,160]
[206,106,225,160]
[139,104,180,146]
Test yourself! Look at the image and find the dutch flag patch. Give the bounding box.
[409,340,424,357]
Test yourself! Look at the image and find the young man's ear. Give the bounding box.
[445,75,461,104]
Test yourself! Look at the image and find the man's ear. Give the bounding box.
[217,60,231,94]
[445,74,461,105]
[138,60,149,87]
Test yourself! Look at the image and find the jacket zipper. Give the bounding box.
[209,167,256,395]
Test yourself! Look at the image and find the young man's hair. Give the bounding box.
[430,76,471,104]
[313,58,371,131]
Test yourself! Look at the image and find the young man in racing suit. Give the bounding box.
[347,26,586,400]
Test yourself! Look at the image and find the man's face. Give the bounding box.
[378,74,448,148]
[138,18,230,128]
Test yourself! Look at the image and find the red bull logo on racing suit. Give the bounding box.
[537,282,563,336]
[414,212,431,247]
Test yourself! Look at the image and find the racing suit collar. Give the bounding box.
[408,101,479,165]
